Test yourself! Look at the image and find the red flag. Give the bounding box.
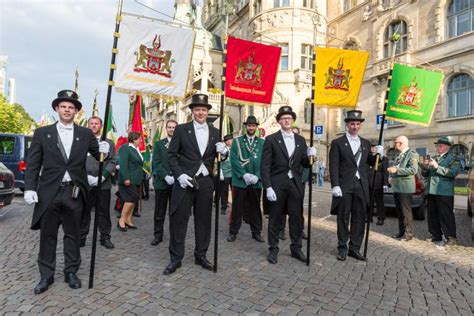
[225,36,281,105]
[115,136,128,152]
[130,95,146,152]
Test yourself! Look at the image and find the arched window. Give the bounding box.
[343,40,358,50]
[383,20,408,58]
[447,74,474,117]
[448,0,474,38]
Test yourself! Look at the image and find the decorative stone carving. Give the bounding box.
[376,0,401,12]
[363,5,373,21]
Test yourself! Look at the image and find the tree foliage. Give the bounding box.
[0,94,36,134]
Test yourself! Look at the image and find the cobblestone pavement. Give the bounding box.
[0,187,473,315]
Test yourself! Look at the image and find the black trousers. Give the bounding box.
[219,177,231,211]
[80,188,112,242]
[337,179,366,252]
[154,186,172,239]
[169,176,214,263]
[394,193,413,237]
[142,178,150,198]
[230,186,262,235]
[427,194,456,240]
[368,186,385,220]
[38,185,83,279]
[279,184,305,233]
[267,178,303,254]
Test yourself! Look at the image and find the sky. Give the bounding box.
[0,0,175,134]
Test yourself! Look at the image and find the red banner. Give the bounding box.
[130,95,146,152]
[225,36,281,105]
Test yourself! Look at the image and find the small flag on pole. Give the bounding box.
[314,47,369,107]
[385,63,443,127]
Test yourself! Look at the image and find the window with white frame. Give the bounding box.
[383,20,408,58]
[280,43,289,70]
[447,73,474,117]
[343,0,358,12]
[448,0,474,38]
[253,0,262,15]
[301,44,313,70]
[274,0,289,8]
[303,0,315,8]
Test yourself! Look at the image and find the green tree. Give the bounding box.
[0,94,35,134]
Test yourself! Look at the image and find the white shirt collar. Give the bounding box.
[281,130,294,138]
[193,120,208,130]
[167,136,172,142]
[57,121,74,130]
[346,132,359,141]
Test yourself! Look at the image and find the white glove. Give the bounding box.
[215,142,228,155]
[242,173,253,186]
[164,175,175,186]
[249,174,259,184]
[332,186,343,197]
[177,174,193,189]
[383,185,389,193]
[88,175,98,186]
[219,169,224,181]
[98,141,110,155]
[24,190,38,205]
[266,187,277,202]
[307,147,317,157]
[375,145,384,159]
[116,165,120,170]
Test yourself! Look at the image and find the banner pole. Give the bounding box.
[89,0,123,289]
[362,35,398,258]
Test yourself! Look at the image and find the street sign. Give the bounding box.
[314,125,323,138]
[376,115,388,130]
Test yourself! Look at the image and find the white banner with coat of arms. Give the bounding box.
[115,14,195,98]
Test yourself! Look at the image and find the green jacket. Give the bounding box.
[152,138,172,190]
[231,135,264,189]
[421,152,460,196]
[390,149,419,194]
[221,155,232,178]
[118,144,144,186]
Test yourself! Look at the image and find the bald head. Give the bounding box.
[394,135,409,151]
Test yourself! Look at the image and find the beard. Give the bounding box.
[247,129,256,136]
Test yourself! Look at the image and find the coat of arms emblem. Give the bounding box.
[234,53,263,87]
[396,77,423,108]
[324,58,351,91]
[133,35,175,78]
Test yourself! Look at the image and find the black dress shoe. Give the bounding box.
[278,230,286,240]
[336,250,347,261]
[79,239,86,248]
[267,251,278,264]
[64,272,81,289]
[100,239,115,249]
[125,223,138,229]
[34,277,54,294]
[302,231,308,240]
[163,261,182,275]
[376,219,384,226]
[291,250,307,262]
[132,211,141,217]
[392,232,404,239]
[252,233,265,243]
[227,234,237,242]
[117,222,127,232]
[195,257,213,270]
[151,237,163,246]
[348,250,367,261]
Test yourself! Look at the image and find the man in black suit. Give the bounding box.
[24,90,110,294]
[329,110,382,261]
[163,94,228,275]
[368,139,389,226]
[80,116,116,249]
[261,106,316,264]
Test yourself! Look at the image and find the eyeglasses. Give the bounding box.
[394,142,402,145]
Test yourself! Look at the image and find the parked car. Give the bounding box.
[0,162,15,208]
[0,133,32,191]
[382,147,426,221]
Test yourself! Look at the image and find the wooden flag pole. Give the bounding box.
[89,0,123,289]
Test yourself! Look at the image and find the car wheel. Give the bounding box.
[413,203,426,221]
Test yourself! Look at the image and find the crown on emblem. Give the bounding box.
[354,112,359,117]
[66,91,73,97]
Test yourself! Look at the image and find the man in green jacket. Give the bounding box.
[151,119,177,246]
[227,116,265,243]
[421,136,461,246]
[387,135,419,241]
[218,134,233,215]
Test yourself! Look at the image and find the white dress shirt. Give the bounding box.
[281,130,295,179]
[57,122,74,182]
[193,120,209,177]
[346,132,361,179]
[129,143,144,161]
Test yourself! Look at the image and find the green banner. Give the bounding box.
[386,63,443,127]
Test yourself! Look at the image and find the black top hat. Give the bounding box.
[188,93,212,110]
[223,134,233,142]
[276,106,296,121]
[344,110,365,122]
[51,90,82,111]
[243,115,259,125]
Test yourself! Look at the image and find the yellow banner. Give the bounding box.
[314,47,369,108]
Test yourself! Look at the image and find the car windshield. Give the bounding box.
[0,136,15,155]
